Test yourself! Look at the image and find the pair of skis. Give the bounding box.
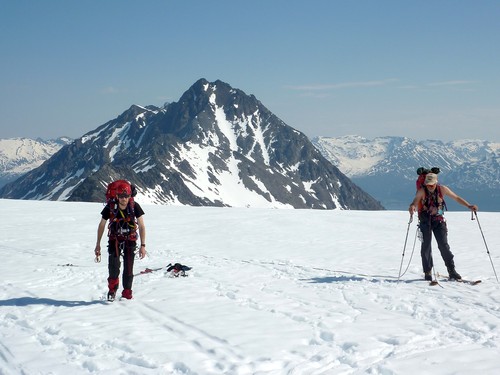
[429,274,481,287]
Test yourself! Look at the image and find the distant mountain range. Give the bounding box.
[0,137,72,187]
[0,79,382,210]
[312,135,500,211]
[2,81,498,211]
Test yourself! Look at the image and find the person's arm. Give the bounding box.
[137,215,147,259]
[441,185,478,211]
[409,189,424,214]
[95,218,107,261]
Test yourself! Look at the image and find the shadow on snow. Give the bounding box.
[0,297,106,307]
[303,275,423,284]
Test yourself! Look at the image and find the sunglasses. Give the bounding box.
[118,194,131,199]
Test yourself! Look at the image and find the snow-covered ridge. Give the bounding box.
[312,135,500,210]
[0,137,71,183]
[312,135,500,179]
[311,135,391,176]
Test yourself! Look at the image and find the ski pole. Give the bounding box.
[398,214,413,282]
[398,225,419,279]
[472,211,499,283]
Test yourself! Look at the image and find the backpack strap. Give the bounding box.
[437,185,447,212]
[108,201,137,243]
[421,184,446,219]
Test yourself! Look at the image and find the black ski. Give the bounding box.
[437,273,481,285]
[455,279,482,285]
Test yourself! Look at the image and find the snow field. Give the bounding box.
[1,199,500,374]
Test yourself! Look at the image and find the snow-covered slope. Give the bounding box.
[0,137,71,187]
[1,199,500,374]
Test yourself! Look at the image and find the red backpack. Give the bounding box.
[105,180,138,240]
[416,167,440,190]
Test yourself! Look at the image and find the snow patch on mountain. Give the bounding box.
[0,137,71,187]
[311,135,389,176]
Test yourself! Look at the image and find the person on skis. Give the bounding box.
[94,181,146,300]
[409,172,477,281]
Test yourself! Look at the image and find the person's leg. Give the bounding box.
[121,241,136,299]
[107,240,121,299]
[420,222,434,277]
[433,221,461,279]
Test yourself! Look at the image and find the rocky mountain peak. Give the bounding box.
[0,79,382,210]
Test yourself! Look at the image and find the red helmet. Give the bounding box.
[106,180,132,200]
[115,181,131,197]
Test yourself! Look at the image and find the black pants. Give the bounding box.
[108,240,136,290]
[419,217,455,273]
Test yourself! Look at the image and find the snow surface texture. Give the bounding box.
[1,199,500,374]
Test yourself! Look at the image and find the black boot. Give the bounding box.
[107,277,119,301]
[424,272,432,281]
[447,267,462,280]
[107,290,116,301]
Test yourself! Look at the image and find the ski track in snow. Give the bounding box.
[1,201,500,374]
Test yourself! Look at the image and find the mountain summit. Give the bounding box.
[0,79,382,210]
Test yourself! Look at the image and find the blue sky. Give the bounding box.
[1,0,500,141]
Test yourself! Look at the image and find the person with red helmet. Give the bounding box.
[95,180,146,301]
